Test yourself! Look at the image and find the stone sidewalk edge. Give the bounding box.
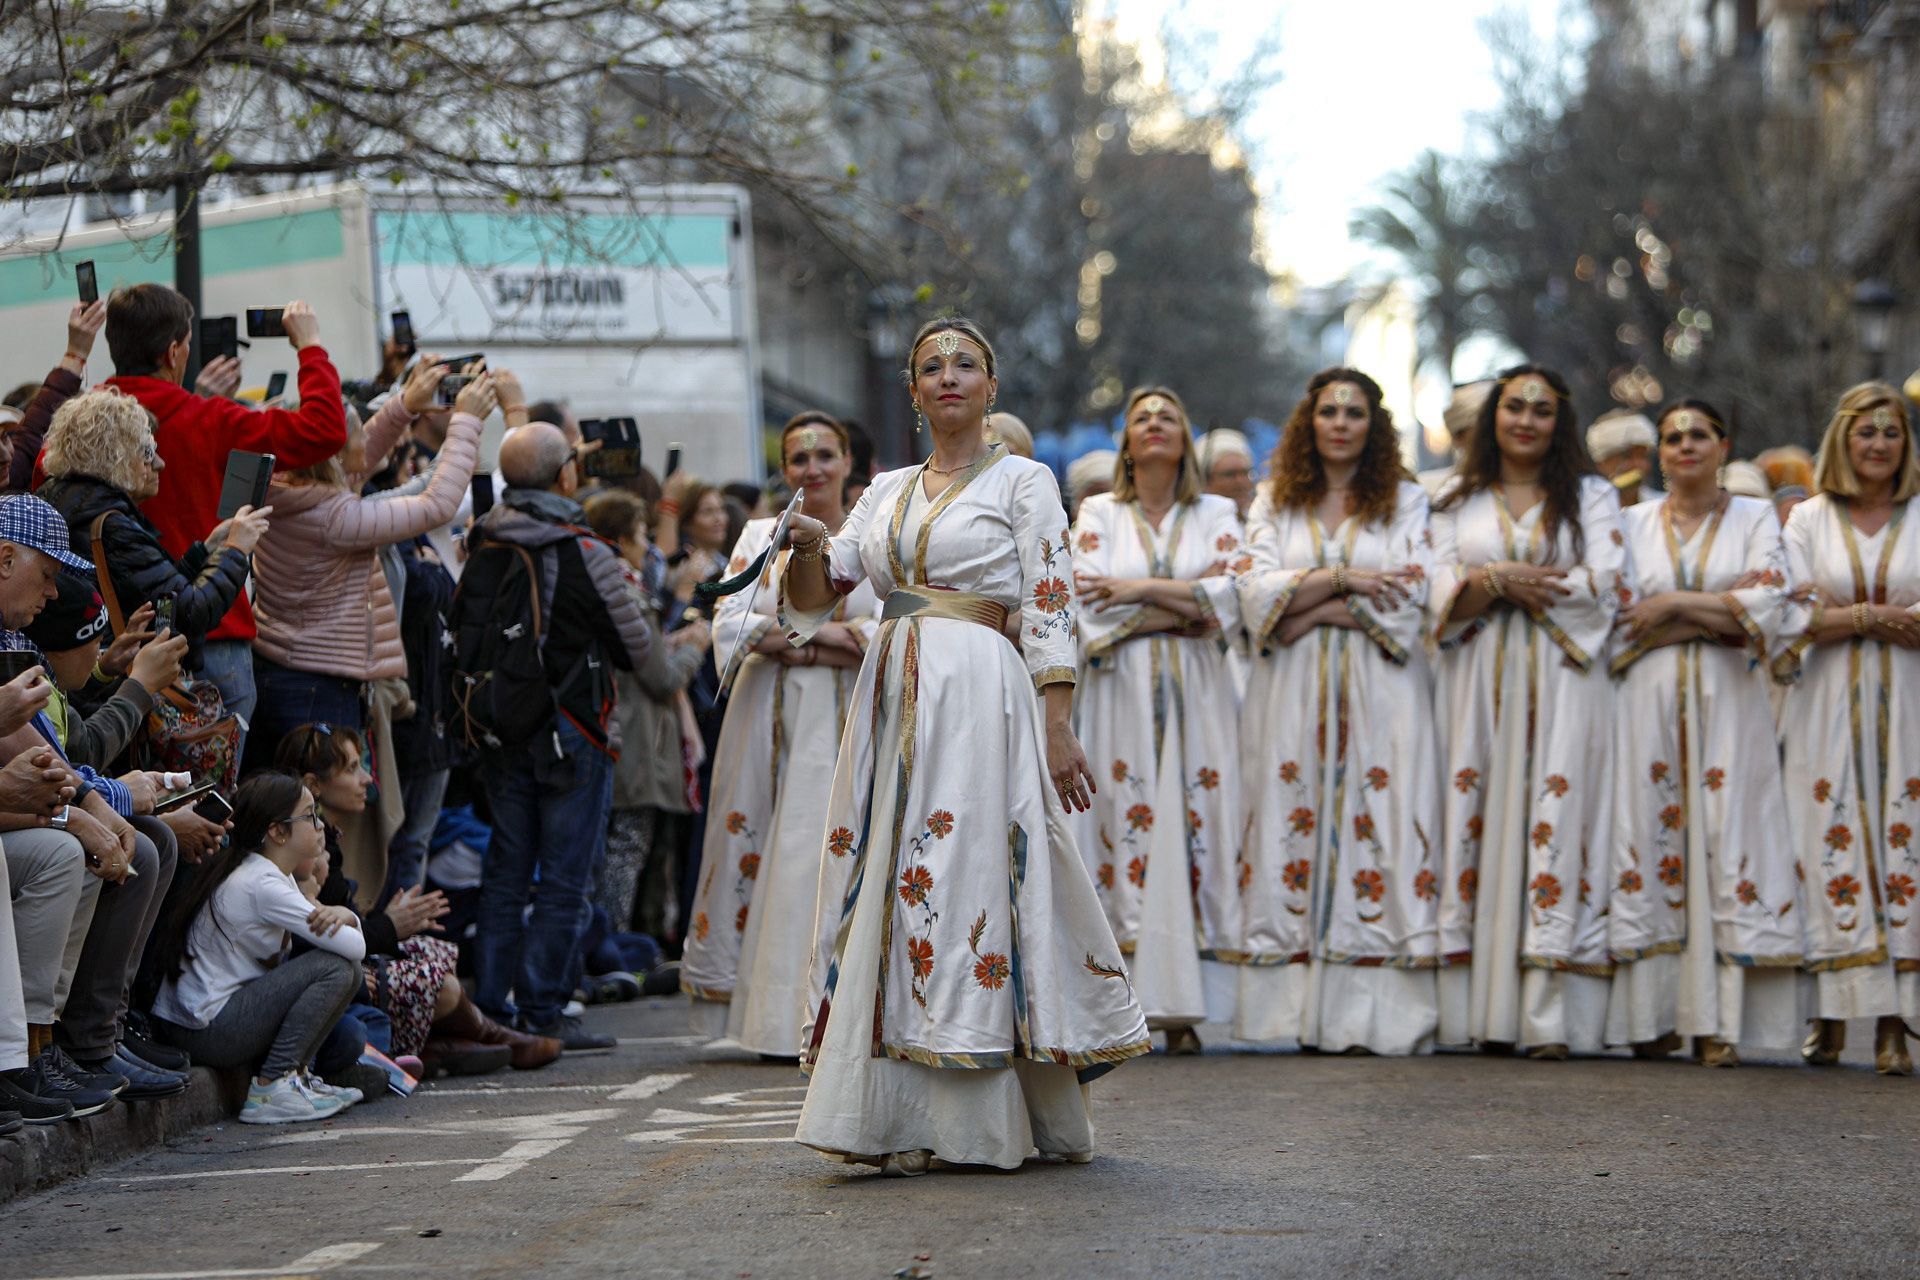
[0,1066,250,1204]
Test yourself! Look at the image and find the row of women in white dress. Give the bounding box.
[1065,369,1920,1071]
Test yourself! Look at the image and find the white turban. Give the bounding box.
[1720,460,1772,499]
[1067,449,1117,506]
[1445,381,1495,441]
[1195,429,1253,476]
[1586,410,1657,461]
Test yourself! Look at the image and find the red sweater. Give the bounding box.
[106,346,347,641]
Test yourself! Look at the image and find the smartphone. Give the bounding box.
[580,417,641,480]
[193,789,235,825]
[470,472,495,519]
[665,443,683,478]
[435,352,484,371]
[152,596,176,636]
[438,374,476,408]
[391,310,415,353]
[216,449,275,520]
[264,371,288,400]
[0,650,41,683]
[200,315,241,362]
[245,307,287,339]
[154,778,218,814]
[76,260,98,306]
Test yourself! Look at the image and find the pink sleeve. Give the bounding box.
[321,411,482,551]
[349,396,416,487]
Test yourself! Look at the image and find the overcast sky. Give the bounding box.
[1095,0,1569,287]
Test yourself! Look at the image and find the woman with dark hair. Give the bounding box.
[148,772,367,1124]
[1067,386,1244,1055]
[1604,400,1803,1067]
[1776,382,1920,1075]
[682,413,878,1056]
[1233,368,1442,1055]
[780,317,1145,1174]
[1427,365,1627,1059]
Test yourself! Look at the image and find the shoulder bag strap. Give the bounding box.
[88,512,127,634]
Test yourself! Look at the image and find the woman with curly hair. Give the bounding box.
[1775,382,1920,1075]
[1427,364,1626,1059]
[1232,368,1441,1054]
[1066,386,1245,1055]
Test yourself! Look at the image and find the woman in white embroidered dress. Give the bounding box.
[1068,386,1245,1055]
[682,413,878,1057]
[1234,369,1442,1055]
[781,318,1147,1175]
[1777,382,1920,1076]
[1604,399,1804,1067]
[1429,365,1626,1059]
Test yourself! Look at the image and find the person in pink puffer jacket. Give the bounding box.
[246,361,497,767]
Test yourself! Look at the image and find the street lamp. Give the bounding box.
[1852,277,1898,378]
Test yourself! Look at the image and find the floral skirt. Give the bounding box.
[367,936,459,1057]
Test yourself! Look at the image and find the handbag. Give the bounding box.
[89,512,242,794]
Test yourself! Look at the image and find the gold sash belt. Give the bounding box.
[881,586,1009,633]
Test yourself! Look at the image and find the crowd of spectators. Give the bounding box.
[0,283,784,1129]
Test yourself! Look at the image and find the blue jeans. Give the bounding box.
[200,639,258,758]
[378,766,449,912]
[246,655,364,772]
[473,718,613,1027]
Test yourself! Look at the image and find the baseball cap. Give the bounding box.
[0,494,94,573]
[25,571,109,652]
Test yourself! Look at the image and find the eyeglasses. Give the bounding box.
[286,806,326,833]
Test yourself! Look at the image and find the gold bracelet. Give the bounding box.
[791,535,828,564]
[1854,602,1871,637]
[1483,563,1506,600]
[1329,564,1345,595]
[1810,602,1825,634]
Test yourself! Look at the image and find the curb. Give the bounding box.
[0,1065,249,1205]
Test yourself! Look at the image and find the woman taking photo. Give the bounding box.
[1428,365,1626,1059]
[1605,400,1804,1067]
[1068,386,1243,1054]
[781,317,1146,1175]
[683,413,878,1057]
[149,773,366,1124]
[1777,382,1920,1075]
[1234,368,1442,1055]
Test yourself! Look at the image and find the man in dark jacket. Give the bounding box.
[459,422,655,1051]
[99,284,346,738]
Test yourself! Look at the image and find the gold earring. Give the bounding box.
[914,406,926,437]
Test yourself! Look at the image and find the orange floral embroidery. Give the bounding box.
[1288,807,1315,836]
[1075,530,1101,553]
[725,811,748,834]
[1365,766,1390,791]
[1032,577,1070,613]
[734,904,749,931]
[1887,874,1917,908]
[1282,859,1311,891]
[828,827,855,857]
[1704,768,1725,792]
[1826,874,1860,907]
[1657,855,1683,887]
[1618,869,1643,894]
[1649,762,1670,784]
[928,810,955,839]
[738,853,761,880]
[1825,824,1852,851]
[1465,814,1483,842]
[1353,869,1385,902]
[899,865,934,907]
[1195,767,1220,790]
[1529,872,1561,910]
[1889,823,1912,850]
[1126,804,1154,831]
[1414,868,1438,900]
[1237,861,1253,891]
[1531,821,1554,848]
[1736,879,1758,905]
[1454,768,1480,793]
[693,911,710,941]
[1279,761,1301,784]
[973,953,1010,991]
[1112,759,1131,783]
[1215,532,1239,552]
[1906,777,1920,802]
[1459,867,1479,902]
[1097,863,1115,889]
[1658,805,1683,830]
[906,937,935,980]
[1353,813,1376,842]
[1813,778,1832,803]
[1127,856,1148,888]
[1188,808,1204,833]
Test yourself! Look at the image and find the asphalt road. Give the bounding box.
[5,999,1918,1280]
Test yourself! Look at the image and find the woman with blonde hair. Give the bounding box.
[781,317,1145,1174]
[682,412,878,1057]
[1776,381,1920,1074]
[1067,386,1244,1054]
[1234,368,1442,1055]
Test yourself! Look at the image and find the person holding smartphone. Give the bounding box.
[5,300,107,495]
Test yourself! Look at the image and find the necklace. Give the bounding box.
[925,449,988,476]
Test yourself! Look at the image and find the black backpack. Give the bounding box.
[447,538,557,755]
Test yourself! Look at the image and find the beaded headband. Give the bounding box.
[1506,375,1555,406]
[1331,384,1358,407]
[1664,408,1726,438]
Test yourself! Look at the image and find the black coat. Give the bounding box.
[39,474,251,670]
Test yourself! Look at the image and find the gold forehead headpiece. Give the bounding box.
[1673,410,1696,431]
[1139,395,1169,416]
[1873,405,1897,429]
[1512,376,1553,405]
[934,331,961,358]
[798,426,821,450]
[1330,383,1357,407]
[1666,408,1726,437]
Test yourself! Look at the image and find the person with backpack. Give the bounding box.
[449,421,661,1052]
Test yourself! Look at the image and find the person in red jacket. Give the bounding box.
[100,284,347,747]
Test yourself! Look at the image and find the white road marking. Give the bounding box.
[625,1083,807,1145]
[454,1137,572,1182]
[615,1035,705,1045]
[122,1158,494,1183]
[10,1242,382,1280]
[696,1085,809,1106]
[608,1071,693,1101]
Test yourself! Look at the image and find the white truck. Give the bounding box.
[0,182,765,482]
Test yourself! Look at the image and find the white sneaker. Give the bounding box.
[562,998,586,1019]
[238,1074,345,1125]
[303,1072,362,1107]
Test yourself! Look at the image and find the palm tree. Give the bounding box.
[1350,149,1486,382]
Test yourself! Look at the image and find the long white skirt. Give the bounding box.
[1236,963,1437,1056]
